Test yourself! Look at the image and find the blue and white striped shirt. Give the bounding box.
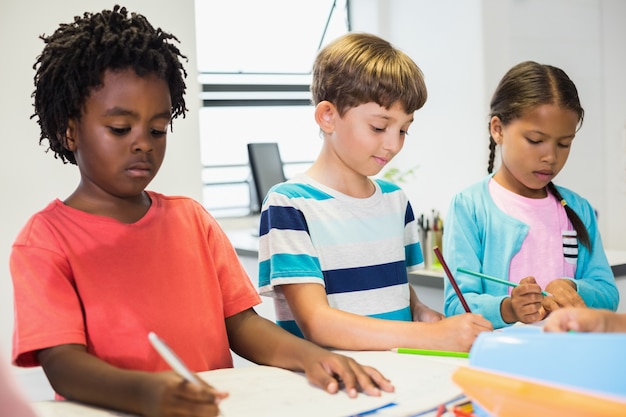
[257,174,424,337]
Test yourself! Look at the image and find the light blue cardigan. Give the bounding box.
[443,175,619,329]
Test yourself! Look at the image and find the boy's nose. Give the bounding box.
[132,131,154,152]
[383,135,403,154]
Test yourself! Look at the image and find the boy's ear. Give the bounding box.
[314,101,337,133]
[64,119,77,151]
[490,116,504,144]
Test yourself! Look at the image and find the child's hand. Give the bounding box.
[543,278,586,312]
[142,371,228,417]
[425,314,493,352]
[506,276,545,323]
[300,350,395,399]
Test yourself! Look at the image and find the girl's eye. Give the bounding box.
[151,128,167,137]
[526,137,541,145]
[371,125,385,133]
[558,142,571,149]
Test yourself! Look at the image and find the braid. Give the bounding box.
[32,5,188,165]
[546,182,591,251]
[487,135,497,174]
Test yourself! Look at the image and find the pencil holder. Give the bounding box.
[430,230,442,269]
[419,226,428,267]
[423,230,442,270]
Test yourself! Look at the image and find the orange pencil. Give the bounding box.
[452,407,476,417]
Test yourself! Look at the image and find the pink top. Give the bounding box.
[489,179,576,291]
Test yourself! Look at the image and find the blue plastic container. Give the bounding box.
[468,328,626,416]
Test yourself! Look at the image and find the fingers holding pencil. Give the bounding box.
[144,371,228,417]
[456,268,551,297]
[148,332,228,416]
[422,314,493,352]
[508,276,546,323]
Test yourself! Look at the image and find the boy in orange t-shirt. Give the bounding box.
[10,6,392,416]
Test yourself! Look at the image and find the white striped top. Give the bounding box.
[257,173,424,337]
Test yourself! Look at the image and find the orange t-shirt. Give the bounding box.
[11,191,260,373]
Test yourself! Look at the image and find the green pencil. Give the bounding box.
[391,348,469,358]
[456,267,550,296]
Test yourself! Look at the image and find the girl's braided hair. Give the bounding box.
[488,61,590,249]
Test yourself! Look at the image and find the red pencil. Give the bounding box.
[433,246,471,313]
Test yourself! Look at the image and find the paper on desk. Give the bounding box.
[199,365,395,417]
[30,352,464,417]
[339,350,467,416]
[30,366,393,417]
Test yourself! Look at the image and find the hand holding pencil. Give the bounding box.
[455,267,548,324]
[504,276,550,324]
[456,268,551,296]
[430,248,493,350]
[148,332,229,417]
[456,267,585,324]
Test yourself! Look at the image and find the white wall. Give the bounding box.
[351,0,488,222]
[487,0,606,243]
[0,0,201,371]
[352,0,626,251]
[602,0,626,253]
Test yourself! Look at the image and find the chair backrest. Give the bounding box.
[247,142,287,213]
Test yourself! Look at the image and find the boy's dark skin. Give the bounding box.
[36,67,394,417]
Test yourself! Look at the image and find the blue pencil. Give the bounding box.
[456,267,550,296]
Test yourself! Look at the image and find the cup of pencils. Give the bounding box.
[419,210,443,270]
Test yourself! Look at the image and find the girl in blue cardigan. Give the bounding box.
[443,61,618,329]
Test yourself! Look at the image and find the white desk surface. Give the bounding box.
[31,351,468,417]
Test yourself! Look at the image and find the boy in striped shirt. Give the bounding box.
[258,33,492,352]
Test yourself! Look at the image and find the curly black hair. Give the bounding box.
[32,4,188,165]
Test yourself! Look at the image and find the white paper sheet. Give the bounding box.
[30,351,465,417]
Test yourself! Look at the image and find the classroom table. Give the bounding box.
[30,336,626,417]
[30,350,469,417]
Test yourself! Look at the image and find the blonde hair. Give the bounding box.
[311,32,427,116]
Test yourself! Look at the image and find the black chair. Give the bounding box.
[247,142,287,213]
